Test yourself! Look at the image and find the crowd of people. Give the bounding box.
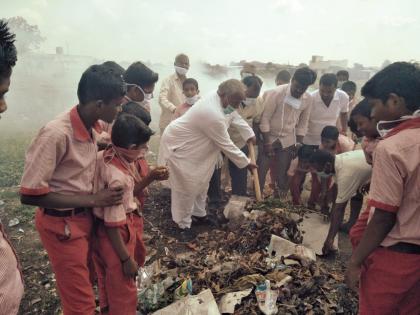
[1,20,420,315]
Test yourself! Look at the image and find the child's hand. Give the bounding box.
[122,257,138,279]
[149,166,169,181]
[345,261,361,291]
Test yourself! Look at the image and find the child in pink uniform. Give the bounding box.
[172,78,200,119]
[346,62,420,315]
[93,114,168,314]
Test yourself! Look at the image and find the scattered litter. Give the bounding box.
[8,218,19,227]
[255,280,278,315]
[0,200,4,207]
[218,289,252,314]
[267,234,316,262]
[174,278,192,300]
[223,195,250,221]
[152,289,220,315]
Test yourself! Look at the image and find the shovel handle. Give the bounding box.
[248,143,263,201]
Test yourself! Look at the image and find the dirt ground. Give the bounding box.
[0,134,357,314]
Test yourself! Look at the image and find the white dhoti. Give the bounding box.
[158,92,251,229]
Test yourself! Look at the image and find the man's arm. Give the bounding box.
[229,111,255,143]
[346,209,396,290]
[295,98,313,142]
[158,78,177,113]
[259,92,278,156]
[133,166,169,196]
[322,201,348,255]
[340,112,348,134]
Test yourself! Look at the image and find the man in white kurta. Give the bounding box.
[158,80,255,235]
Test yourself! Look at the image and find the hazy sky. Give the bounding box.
[2,0,419,66]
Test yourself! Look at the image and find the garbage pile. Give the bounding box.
[138,204,358,314]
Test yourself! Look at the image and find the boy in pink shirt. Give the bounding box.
[172,78,200,119]
[93,114,168,314]
[346,62,420,315]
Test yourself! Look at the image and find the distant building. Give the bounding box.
[309,55,348,74]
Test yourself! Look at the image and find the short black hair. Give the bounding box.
[102,61,125,77]
[124,62,159,88]
[111,114,154,148]
[293,67,317,86]
[321,126,339,140]
[242,75,263,88]
[183,78,199,90]
[320,73,338,87]
[309,149,334,167]
[0,21,17,80]
[121,101,151,126]
[350,98,371,120]
[336,70,349,80]
[342,81,357,93]
[297,145,316,160]
[77,64,126,105]
[276,70,291,83]
[361,62,420,112]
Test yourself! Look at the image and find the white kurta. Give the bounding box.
[158,91,251,228]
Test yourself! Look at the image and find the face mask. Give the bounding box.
[316,171,331,179]
[243,98,257,106]
[241,72,253,79]
[376,110,420,138]
[186,95,199,106]
[175,65,188,76]
[114,146,142,163]
[285,94,302,110]
[223,105,235,115]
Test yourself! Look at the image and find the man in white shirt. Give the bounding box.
[158,79,257,241]
[309,149,372,255]
[158,54,189,134]
[304,73,349,148]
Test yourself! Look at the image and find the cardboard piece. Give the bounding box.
[299,212,339,255]
[152,289,220,315]
[218,289,252,313]
[267,235,316,262]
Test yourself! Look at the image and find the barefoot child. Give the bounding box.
[346,62,420,315]
[93,114,168,314]
[20,64,126,315]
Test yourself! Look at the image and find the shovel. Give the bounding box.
[248,143,263,202]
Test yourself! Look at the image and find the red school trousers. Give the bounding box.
[133,214,146,268]
[93,215,138,315]
[359,247,420,315]
[35,208,96,315]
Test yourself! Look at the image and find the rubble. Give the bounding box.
[138,199,358,314]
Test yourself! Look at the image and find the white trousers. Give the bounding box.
[171,187,208,229]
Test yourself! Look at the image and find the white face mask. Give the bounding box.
[376,110,420,138]
[175,65,188,76]
[316,171,331,179]
[186,95,199,105]
[285,94,302,110]
[241,72,253,79]
[243,97,257,106]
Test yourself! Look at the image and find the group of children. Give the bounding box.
[1,19,419,314]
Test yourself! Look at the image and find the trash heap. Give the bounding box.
[138,202,358,315]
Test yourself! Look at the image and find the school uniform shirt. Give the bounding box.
[93,150,138,226]
[361,137,380,165]
[20,106,99,206]
[260,84,313,149]
[334,150,372,204]
[0,225,24,315]
[304,89,349,146]
[228,100,263,149]
[158,91,250,196]
[159,73,185,130]
[319,134,355,155]
[367,117,420,247]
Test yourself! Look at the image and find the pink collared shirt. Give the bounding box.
[172,102,192,120]
[368,117,420,246]
[93,150,138,227]
[20,106,98,203]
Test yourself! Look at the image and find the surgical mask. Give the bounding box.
[223,105,235,115]
[186,95,199,105]
[114,146,143,163]
[316,171,331,179]
[285,94,302,110]
[128,83,153,102]
[376,110,420,138]
[175,65,188,76]
[243,98,257,106]
[241,72,253,79]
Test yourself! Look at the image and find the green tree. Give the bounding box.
[5,16,45,54]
